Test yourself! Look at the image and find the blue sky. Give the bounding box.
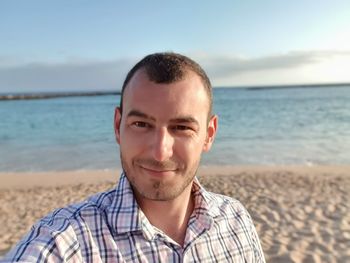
[1,0,350,93]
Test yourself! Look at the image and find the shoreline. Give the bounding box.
[0,91,120,101]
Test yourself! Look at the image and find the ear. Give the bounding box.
[203,115,218,152]
[114,107,122,144]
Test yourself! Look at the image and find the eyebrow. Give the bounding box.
[127,110,156,121]
[126,109,199,126]
[170,116,199,126]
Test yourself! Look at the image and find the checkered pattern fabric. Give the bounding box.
[4,173,265,262]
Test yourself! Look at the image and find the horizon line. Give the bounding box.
[1,82,349,101]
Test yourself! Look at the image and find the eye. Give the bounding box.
[171,125,195,132]
[174,125,191,130]
[132,121,151,128]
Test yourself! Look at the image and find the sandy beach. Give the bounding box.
[0,166,349,262]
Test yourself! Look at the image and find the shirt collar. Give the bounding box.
[108,173,221,240]
[192,177,221,219]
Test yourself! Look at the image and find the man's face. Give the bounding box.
[114,70,217,202]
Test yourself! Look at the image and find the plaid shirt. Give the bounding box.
[4,173,265,262]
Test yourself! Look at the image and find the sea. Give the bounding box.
[0,86,349,172]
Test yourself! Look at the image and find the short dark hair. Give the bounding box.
[119,52,213,117]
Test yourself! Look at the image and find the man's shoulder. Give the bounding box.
[3,188,116,261]
[200,191,265,262]
[19,187,116,241]
[204,190,251,219]
[39,187,115,227]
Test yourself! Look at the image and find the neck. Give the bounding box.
[136,183,195,247]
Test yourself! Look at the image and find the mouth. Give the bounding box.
[138,165,177,176]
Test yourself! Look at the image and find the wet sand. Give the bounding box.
[0,166,349,262]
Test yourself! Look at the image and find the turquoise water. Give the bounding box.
[1,86,350,171]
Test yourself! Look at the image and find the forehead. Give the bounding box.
[122,70,210,120]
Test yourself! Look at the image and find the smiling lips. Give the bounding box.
[139,165,177,176]
[134,159,179,175]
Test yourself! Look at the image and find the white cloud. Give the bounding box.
[0,59,135,93]
[1,50,350,93]
[194,50,350,86]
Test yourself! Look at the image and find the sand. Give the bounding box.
[0,166,349,262]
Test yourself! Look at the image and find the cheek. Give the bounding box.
[120,128,150,155]
[174,136,206,159]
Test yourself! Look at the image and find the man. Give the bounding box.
[4,52,265,262]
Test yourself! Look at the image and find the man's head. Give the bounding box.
[114,52,217,203]
[119,52,213,119]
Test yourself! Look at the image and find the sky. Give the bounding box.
[1,0,350,93]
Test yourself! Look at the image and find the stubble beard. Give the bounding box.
[120,152,199,201]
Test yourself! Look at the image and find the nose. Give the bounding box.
[151,127,174,162]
